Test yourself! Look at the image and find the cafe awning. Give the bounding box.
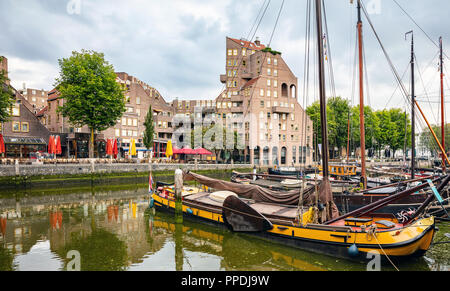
[3,137,47,145]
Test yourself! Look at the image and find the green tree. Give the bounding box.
[350,105,379,156]
[0,56,15,123]
[306,97,351,158]
[143,105,155,151]
[55,50,126,158]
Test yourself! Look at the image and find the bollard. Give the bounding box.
[174,169,183,224]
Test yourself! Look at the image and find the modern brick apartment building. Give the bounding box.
[213,37,313,167]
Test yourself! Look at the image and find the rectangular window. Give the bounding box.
[260,101,264,108]
[136,97,141,105]
[21,122,29,132]
[267,68,271,76]
[128,130,133,137]
[274,80,278,87]
[233,49,238,56]
[12,122,20,132]
[274,91,278,98]
[274,70,278,77]
[115,129,120,137]
[12,105,20,117]
[274,58,278,66]
[267,90,271,97]
[228,49,233,56]
[133,119,138,127]
[122,117,127,126]
[227,59,233,66]
[267,58,271,65]
[267,79,271,87]
[260,89,264,97]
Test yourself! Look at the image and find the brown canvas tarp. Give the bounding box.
[184,171,316,206]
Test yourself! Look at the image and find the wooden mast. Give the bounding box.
[357,0,367,189]
[315,0,329,179]
[440,36,446,172]
[406,30,415,179]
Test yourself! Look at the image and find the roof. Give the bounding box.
[36,106,48,117]
[229,37,266,51]
[47,88,61,101]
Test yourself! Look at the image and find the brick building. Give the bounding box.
[214,37,313,166]
[18,86,49,114]
[0,57,51,158]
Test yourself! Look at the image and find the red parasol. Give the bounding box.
[173,147,196,155]
[194,148,213,155]
[55,136,62,155]
[113,139,118,159]
[106,139,113,156]
[0,133,5,154]
[48,136,55,154]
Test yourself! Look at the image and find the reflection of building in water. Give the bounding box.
[0,189,158,269]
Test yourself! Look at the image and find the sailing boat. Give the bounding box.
[151,0,446,261]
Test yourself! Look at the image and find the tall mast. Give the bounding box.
[357,0,367,189]
[406,31,415,179]
[440,37,446,172]
[315,0,329,179]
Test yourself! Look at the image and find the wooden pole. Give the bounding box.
[440,37,446,172]
[315,0,329,179]
[357,0,367,189]
[174,169,183,223]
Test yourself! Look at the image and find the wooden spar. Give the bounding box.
[347,111,351,163]
[315,0,330,179]
[406,30,416,179]
[415,100,450,165]
[325,175,447,225]
[357,0,367,189]
[440,37,446,172]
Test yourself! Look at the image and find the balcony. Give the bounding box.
[220,74,227,84]
[231,106,244,113]
[241,73,254,80]
[272,106,293,114]
[231,95,244,102]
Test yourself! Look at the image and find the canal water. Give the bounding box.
[0,181,448,271]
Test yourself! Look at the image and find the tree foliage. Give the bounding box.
[0,56,15,123]
[55,50,126,158]
[306,97,411,158]
[143,105,155,150]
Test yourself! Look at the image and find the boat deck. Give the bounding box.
[183,192,303,221]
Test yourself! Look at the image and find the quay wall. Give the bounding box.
[0,163,253,177]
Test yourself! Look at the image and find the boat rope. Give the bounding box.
[367,225,400,271]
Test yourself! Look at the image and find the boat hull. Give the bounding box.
[152,193,436,262]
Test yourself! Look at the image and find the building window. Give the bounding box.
[260,89,264,97]
[11,105,20,117]
[274,80,278,88]
[12,122,20,132]
[267,79,271,87]
[267,68,271,76]
[21,122,29,132]
[233,49,238,56]
[274,58,278,66]
[115,129,120,137]
[267,58,271,65]
[228,49,233,56]
[136,97,141,105]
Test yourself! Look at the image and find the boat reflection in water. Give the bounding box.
[0,186,446,271]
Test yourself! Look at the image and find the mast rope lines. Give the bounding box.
[360,1,449,168]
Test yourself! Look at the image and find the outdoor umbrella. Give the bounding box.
[130,138,137,157]
[165,140,173,158]
[113,139,118,159]
[48,136,55,154]
[0,133,5,154]
[106,139,112,156]
[55,136,62,155]
[194,148,212,155]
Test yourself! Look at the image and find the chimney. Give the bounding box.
[255,37,261,46]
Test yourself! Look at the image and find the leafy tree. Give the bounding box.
[420,124,450,156]
[350,105,379,156]
[55,50,126,158]
[143,105,155,151]
[0,56,15,123]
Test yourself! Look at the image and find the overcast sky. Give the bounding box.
[1,0,449,125]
